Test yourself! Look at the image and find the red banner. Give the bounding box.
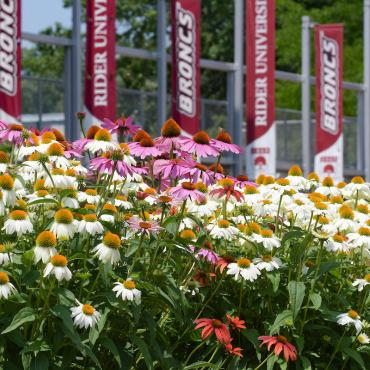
[246,0,276,178]
[85,0,116,126]
[314,24,343,181]
[171,0,201,135]
[0,0,21,122]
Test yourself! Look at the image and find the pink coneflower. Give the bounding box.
[169,181,205,202]
[102,116,140,137]
[0,122,24,145]
[179,131,219,158]
[210,178,244,202]
[155,118,186,150]
[213,130,242,154]
[128,135,163,159]
[127,217,163,235]
[259,335,297,362]
[233,175,257,189]
[90,149,134,177]
[73,125,100,151]
[195,247,219,264]
[153,158,191,179]
[187,162,219,186]
[194,318,231,344]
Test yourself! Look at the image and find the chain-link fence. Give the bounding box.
[22,76,359,174]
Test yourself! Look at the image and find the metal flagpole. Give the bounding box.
[364,0,370,180]
[234,0,243,175]
[71,0,82,141]
[157,0,167,134]
[301,16,311,176]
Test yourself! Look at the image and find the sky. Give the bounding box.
[22,0,71,33]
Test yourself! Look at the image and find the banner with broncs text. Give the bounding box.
[84,0,116,128]
[171,0,201,135]
[314,24,343,182]
[246,0,276,179]
[0,0,21,123]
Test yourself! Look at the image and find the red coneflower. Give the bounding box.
[258,335,297,362]
[226,314,246,331]
[210,178,244,202]
[225,342,243,357]
[194,318,231,344]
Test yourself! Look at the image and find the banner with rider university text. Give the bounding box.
[85,0,116,127]
[0,0,21,123]
[171,0,201,135]
[246,0,276,179]
[314,24,343,181]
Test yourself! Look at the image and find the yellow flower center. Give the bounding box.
[288,165,303,176]
[237,258,251,268]
[85,203,96,211]
[347,309,359,319]
[65,169,76,177]
[263,176,275,185]
[333,233,345,243]
[94,128,111,142]
[123,280,136,290]
[195,182,207,193]
[322,176,334,187]
[36,231,57,247]
[337,181,347,189]
[0,244,5,253]
[103,203,118,214]
[51,254,68,267]
[358,227,370,236]
[0,174,14,190]
[41,131,57,144]
[218,178,235,188]
[247,222,261,234]
[54,209,74,224]
[260,229,273,238]
[315,202,328,210]
[262,255,272,262]
[330,195,343,204]
[276,178,290,186]
[262,199,272,205]
[82,304,95,316]
[244,185,258,194]
[0,151,9,164]
[364,274,370,282]
[0,271,9,284]
[218,220,230,228]
[307,172,319,181]
[51,168,64,176]
[84,214,97,222]
[256,174,265,185]
[103,232,121,249]
[318,216,329,225]
[47,142,65,156]
[339,205,354,220]
[9,210,27,220]
[352,176,365,184]
[357,204,369,214]
[180,229,196,240]
[37,190,49,197]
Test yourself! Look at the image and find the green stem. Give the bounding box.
[324,330,346,370]
[253,352,274,370]
[238,281,244,315]
[184,341,206,366]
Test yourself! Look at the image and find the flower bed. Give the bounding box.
[0,117,368,369]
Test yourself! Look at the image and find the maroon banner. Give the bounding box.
[171,0,201,134]
[246,0,276,178]
[314,24,343,181]
[0,0,21,122]
[85,0,116,125]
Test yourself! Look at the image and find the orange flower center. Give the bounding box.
[82,304,95,316]
[84,214,97,222]
[51,254,68,267]
[288,165,303,176]
[139,221,152,230]
[333,233,346,243]
[8,123,23,131]
[357,204,369,214]
[347,309,359,319]
[244,185,258,194]
[277,335,288,344]
[0,151,9,164]
[192,131,210,145]
[123,280,136,290]
[161,118,181,137]
[180,229,196,240]
[140,136,155,147]
[36,231,57,247]
[85,189,97,196]
[339,206,354,220]
[103,232,121,249]
[182,182,195,190]
[47,142,65,156]
[261,229,273,238]
[322,176,334,187]
[0,174,14,190]
[86,125,100,139]
[41,131,57,144]
[216,130,232,144]
[218,220,230,228]
[358,227,370,236]
[237,258,251,268]
[94,128,111,141]
[352,176,365,184]
[9,210,27,220]
[0,271,10,284]
[54,209,73,224]
[212,319,223,328]
[364,274,370,282]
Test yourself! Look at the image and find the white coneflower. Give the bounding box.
[253,255,282,272]
[99,203,118,223]
[187,198,218,217]
[347,226,370,249]
[77,189,100,204]
[0,244,13,265]
[286,165,311,190]
[70,300,101,329]
[226,258,261,282]
[50,209,75,240]
[357,333,370,344]
[85,129,118,154]
[343,176,370,200]
[3,210,33,236]
[337,309,363,334]
[112,278,141,303]
[43,254,72,282]
[0,173,16,206]
[325,233,350,253]
[209,220,239,241]
[114,195,132,210]
[334,206,357,233]
[0,271,17,299]
[352,274,370,292]
[254,199,278,217]
[77,214,104,236]
[253,229,281,251]
[47,142,70,169]
[316,176,341,197]
[92,232,121,265]
[0,151,9,173]
[0,191,5,216]
[34,231,58,264]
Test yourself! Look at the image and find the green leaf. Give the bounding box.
[309,292,322,310]
[99,337,122,368]
[288,281,305,319]
[132,336,153,370]
[267,272,280,293]
[27,198,59,206]
[343,348,365,369]
[21,339,51,354]
[2,307,36,334]
[89,308,109,345]
[184,362,218,369]
[269,310,293,335]
[300,356,312,370]
[30,352,49,370]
